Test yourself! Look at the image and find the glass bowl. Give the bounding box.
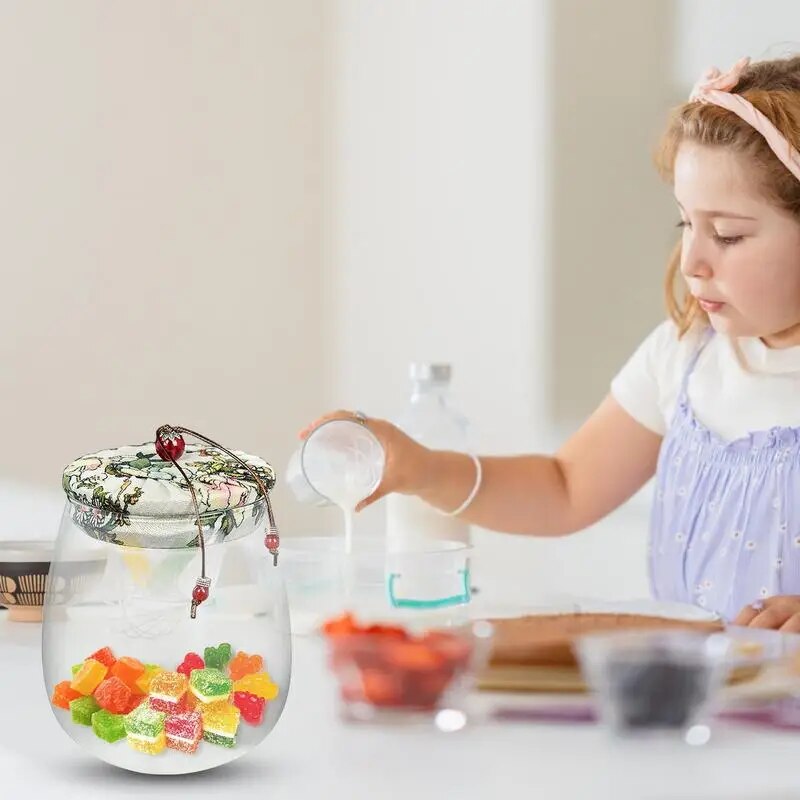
[320,612,493,728]
[576,629,731,740]
[281,535,474,634]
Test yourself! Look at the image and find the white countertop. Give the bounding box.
[3,610,800,800]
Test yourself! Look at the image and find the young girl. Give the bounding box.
[301,55,800,632]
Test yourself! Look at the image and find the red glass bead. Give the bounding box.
[265,533,279,551]
[192,584,209,603]
[155,429,186,461]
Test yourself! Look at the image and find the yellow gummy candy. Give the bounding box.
[127,732,166,755]
[70,659,108,696]
[233,672,278,701]
[136,665,165,694]
[201,700,241,736]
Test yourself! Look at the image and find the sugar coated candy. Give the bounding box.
[71,664,82,676]
[125,703,166,756]
[166,710,202,754]
[148,671,188,714]
[91,709,126,743]
[70,695,100,726]
[70,659,108,696]
[233,691,265,725]
[136,664,164,694]
[189,668,232,704]
[203,643,232,672]
[94,676,135,715]
[127,731,166,755]
[110,656,145,691]
[51,681,81,710]
[177,652,204,678]
[124,703,166,739]
[88,647,117,669]
[233,671,279,701]
[228,651,263,681]
[201,701,240,748]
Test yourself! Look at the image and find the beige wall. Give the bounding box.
[549,0,678,429]
[0,2,325,534]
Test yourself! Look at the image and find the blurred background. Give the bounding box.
[2,0,799,602]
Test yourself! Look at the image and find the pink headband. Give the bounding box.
[690,56,800,181]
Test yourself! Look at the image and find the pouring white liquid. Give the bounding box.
[289,418,385,602]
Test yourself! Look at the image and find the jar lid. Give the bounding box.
[62,442,276,549]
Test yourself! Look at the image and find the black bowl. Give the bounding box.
[0,540,55,622]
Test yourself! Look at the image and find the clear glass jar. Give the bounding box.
[43,441,291,775]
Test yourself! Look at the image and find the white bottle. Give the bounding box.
[385,363,472,548]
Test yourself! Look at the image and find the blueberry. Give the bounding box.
[605,656,710,730]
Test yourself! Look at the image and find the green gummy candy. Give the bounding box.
[203,730,236,748]
[203,643,232,670]
[71,663,82,676]
[92,709,126,743]
[70,696,100,726]
[190,668,232,699]
[124,703,165,738]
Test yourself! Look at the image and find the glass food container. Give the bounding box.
[42,426,292,775]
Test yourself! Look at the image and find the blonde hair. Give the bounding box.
[655,56,800,337]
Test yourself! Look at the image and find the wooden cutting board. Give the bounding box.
[478,662,762,694]
[478,612,732,694]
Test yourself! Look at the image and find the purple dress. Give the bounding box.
[649,329,800,621]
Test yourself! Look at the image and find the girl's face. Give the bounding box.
[674,142,800,347]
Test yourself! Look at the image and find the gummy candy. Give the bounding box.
[201,701,240,748]
[124,703,166,739]
[71,664,82,676]
[91,709,126,743]
[148,671,188,714]
[233,672,278,701]
[70,695,100,726]
[71,659,108,695]
[94,676,135,715]
[88,647,117,669]
[177,652,204,678]
[189,668,232,704]
[123,694,146,714]
[233,691,265,725]
[110,656,145,691]
[203,643,232,672]
[51,681,81,710]
[136,664,164,694]
[228,651,263,681]
[127,731,166,755]
[166,710,202,753]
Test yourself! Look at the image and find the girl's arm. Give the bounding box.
[417,395,662,536]
[302,395,663,536]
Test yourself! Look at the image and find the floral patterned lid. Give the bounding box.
[62,442,276,549]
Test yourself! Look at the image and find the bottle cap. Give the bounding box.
[409,363,452,384]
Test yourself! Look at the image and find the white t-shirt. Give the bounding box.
[611,320,800,442]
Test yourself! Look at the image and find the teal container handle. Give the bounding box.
[386,566,471,610]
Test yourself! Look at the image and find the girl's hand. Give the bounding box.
[733,596,800,632]
[298,410,432,512]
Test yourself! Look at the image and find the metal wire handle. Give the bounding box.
[155,424,280,619]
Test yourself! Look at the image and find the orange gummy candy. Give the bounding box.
[51,680,81,710]
[228,652,264,681]
[110,656,145,690]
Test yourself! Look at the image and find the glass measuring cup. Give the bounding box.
[287,419,385,507]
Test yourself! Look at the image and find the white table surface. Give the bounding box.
[3,609,800,800]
